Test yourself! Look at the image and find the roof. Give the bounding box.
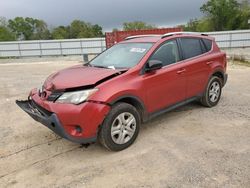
[121,36,162,43]
[121,32,214,44]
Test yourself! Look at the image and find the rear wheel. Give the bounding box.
[201,76,222,107]
[98,102,140,151]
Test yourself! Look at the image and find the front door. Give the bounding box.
[142,40,187,113]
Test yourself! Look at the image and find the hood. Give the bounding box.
[43,65,126,91]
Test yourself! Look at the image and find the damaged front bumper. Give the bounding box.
[16,99,96,144]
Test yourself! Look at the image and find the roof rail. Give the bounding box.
[162,32,208,39]
[125,35,161,40]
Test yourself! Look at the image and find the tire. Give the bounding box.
[201,76,222,107]
[98,102,140,151]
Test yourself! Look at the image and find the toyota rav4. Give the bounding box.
[17,32,228,151]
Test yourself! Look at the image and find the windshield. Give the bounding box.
[89,43,153,69]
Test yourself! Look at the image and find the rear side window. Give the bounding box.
[149,40,180,67]
[180,38,203,59]
[202,39,212,52]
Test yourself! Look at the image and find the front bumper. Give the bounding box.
[16,100,97,144]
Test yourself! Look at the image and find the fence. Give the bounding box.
[206,30,250,48]
[0,38,105,57]
[0,30,250,58]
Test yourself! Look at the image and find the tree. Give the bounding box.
[196,18,214,32]
[8,17,50,40]
[200,0,241,31]
[0,17,8,27]
[184,19,200,31]
[30,19,50,40]
[92,24,103,37]
[112,28,120,32]
[237,0,250,29]
[184,0,250,32]
[51,26,70,39]
[123,21,155,31]
[70,20,103,38]
[8,17,33,40]
[0,26,15,41]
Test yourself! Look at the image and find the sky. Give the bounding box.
[0,0,208,31]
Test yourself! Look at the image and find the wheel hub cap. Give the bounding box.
[111,112,136,145]
[209,81,221,103]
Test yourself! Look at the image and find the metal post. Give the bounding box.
[39,41,42,57]
[59,41,63,56]
[17,43,21,57]
[80,39,83,55]
[101,38,104,52]
[229,33,232,49]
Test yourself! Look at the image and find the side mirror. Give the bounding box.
[146,60,163,72]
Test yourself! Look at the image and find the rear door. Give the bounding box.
[179,37,212,98]
[142,39,187,113]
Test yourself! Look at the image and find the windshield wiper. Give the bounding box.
[85,64,105,68]
[88,64,116,69]
[92,65,109,69]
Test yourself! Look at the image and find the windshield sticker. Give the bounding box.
[130,48,146,53]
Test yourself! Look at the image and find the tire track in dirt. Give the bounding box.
[0,138,62,159]
[0,146,79,179]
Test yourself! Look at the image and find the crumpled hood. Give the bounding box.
[43,65,125,91]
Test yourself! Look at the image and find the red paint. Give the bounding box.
[105,28,183,48]
[28,33,226,142]
[43,65,125,90]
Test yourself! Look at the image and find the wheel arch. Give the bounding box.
[211,70,224,83]
[110,95,147,122]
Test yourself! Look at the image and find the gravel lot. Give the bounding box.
[0,60,249,188]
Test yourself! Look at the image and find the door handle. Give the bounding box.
[206,61,214,65]
[177,68,186,74]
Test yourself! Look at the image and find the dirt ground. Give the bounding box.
[0,60,249,188]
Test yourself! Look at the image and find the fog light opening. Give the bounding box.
[75,125,82,133]
[51,122,55,127]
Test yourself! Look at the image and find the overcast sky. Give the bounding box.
[0,0,208,31]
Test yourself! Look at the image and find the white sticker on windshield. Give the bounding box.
[130,48,146,53]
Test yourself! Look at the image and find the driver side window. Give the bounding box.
[150,40,180,67]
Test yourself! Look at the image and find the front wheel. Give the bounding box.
[201,76,222,107]
[98,103,140,151]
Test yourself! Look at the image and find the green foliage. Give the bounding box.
[184,0,250,32]
[112,28,120,32]
[200,0,241,31]
[30,19,51,40]
[237,0,250,29]
[0,17,8,27]
[8,17,50,40]
[0,26,15,41]
[51,26,70,39]
[51,21,103,39]
[184,18,214,32]
[3,17,103,41]
[184,19,200,31]
[8,17,33,40]
[123,21,155,31]
[70,20,103,38]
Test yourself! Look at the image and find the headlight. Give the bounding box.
[56,88,98,104]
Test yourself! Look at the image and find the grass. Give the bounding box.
[230,60,250,67]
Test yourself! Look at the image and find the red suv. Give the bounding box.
[17,32,228,151]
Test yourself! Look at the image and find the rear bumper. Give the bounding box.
[16,100,97,144]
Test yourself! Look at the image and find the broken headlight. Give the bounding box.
[55,88,98,105]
